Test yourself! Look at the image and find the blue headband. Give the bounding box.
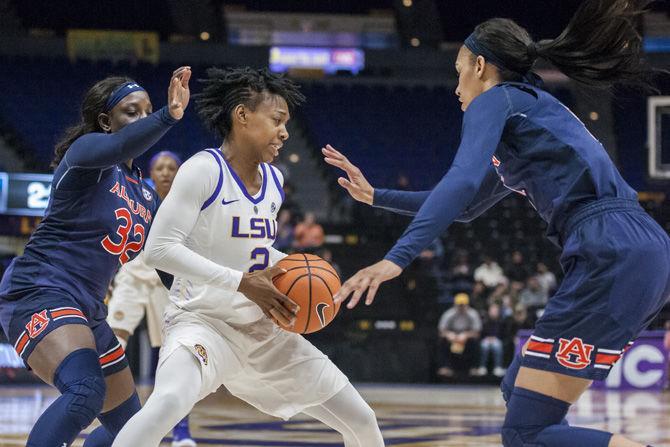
[464,33,511,71]
[149,151,182,172]
[104,82,146,112]
[464,33,544,88]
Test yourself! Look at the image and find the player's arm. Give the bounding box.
[64,68,189,169]
[144,153,244,290]
[65,108,178,169]
[384,87,512,269]
[323,145,509,222]
[333,87,513,309]
[373,168,510,222]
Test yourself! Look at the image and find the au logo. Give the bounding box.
[194,344,208,366]
[26,310,50,339]
[271,202,276,214]
[555,337,594,370]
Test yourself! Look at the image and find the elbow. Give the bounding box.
[456,210,476,223]
[143,237,161,268]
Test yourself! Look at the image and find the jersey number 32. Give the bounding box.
[101,207,145,264]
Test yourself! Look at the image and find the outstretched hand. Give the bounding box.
[167,66,192,120]
[333,260,402,309]
[322,144,374,205]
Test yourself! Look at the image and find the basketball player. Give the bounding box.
[325,1,669,446]
[112,67,384,447]
[0,67,191,447]
[106,150,196,446]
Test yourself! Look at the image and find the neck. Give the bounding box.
[125,159,133,169]
[221,138,261,187]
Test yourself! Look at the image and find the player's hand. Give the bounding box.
[322,144,374,205]
[333,259,402,309]
[167,66,191,120]
[238,265,299,326]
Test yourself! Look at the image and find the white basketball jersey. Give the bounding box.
[168,149,285,324]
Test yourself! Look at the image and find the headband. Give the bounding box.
[104,82,146,112]
[149,151,182,172]
[464,33,544,88]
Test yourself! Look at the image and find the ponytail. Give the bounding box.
[468,0,659,90]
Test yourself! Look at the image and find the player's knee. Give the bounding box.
[359,405,379,428]
[53,349,107,429]
[151,388,191,418]
[501,387,570,447]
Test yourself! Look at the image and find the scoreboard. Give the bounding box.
[0,172,52,216]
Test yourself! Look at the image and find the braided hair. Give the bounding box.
[195,67,305,139]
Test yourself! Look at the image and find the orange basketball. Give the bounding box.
[272,253,341,334]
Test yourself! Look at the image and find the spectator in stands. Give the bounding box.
[418,238,445,278]
[519,276,548,326]
[448,250,473,294]
[281,181,300,217]
[475,302,506,377]
[536,262,557,295]
[474,255,507,290]
[506,250,530,290]
[318,247,341,277]
[274,209,295,252]
[437,293,482,377]
[519,276,548,308]
[293,211,325,249]
[469,281,488,312]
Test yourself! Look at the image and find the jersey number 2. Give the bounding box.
[101,207,145,264]
[249,247,269,272]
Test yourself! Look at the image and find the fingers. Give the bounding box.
[324,144,345,159]
[267,264,287,279]
[273,297,297,325]
[333,280,352,305]
[337,177,354,191]
[323,155,347,169]
[179,68,192,87]
[269,308,292,327]
[172,66,191,78]
[277,294,300,314]
[365,280,381,305]
[348,276,370,310]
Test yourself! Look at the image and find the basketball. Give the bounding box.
[272,253,341,334]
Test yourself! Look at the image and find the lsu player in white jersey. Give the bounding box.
[106,151,196,447]
[112,67,384,447]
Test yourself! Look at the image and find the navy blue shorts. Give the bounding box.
[523,199,670,381]
[0,288,127,376]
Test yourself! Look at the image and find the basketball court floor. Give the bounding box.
[0,383,668,446]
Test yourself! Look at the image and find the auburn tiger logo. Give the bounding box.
[555,337,594,370]
[26,310,50,339]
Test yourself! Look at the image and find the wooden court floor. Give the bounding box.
[0,383,668,446]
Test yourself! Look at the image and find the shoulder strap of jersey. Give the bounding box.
[267,164,285,202]
[201,149,224,211]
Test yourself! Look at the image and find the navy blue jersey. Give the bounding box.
[374,83,637,268]
[0,107,177,303]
